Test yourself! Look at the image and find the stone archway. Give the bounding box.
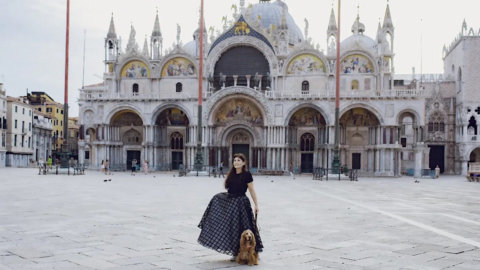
[110,110,144,170]
[224,127,255,170]
[287,106,328,171]
[340,108,380,172]
[154,107,190,170]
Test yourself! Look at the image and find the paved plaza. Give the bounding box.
[0,168,479,269]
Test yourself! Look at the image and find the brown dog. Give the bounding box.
[236,229,259,266]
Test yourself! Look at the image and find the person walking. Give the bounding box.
[218,161,225,178]
[131,159,137,175]
[105,159,110,175]
[143,160,149,175]
[100,160,105,174]
[198,153,263,260]
[47,155,52,171]
[289,161,295,180]
[435,165,440,179]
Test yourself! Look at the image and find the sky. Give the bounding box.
[1,0,480,117]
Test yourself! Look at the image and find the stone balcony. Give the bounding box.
[80,87,424,102]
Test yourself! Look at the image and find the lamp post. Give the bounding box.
[332,0,341,173]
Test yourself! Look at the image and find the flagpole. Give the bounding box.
[195,0,204,172]
[332,0,341,173]
[62,0,70,163]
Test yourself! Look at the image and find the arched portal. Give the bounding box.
[154,107,190,170]
[224,127,255,169]
[110,110,143,170]
[340,108,380,172]
[288,107,327,171]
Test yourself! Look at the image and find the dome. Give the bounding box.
[183,40,197,56]
[341,34,376,53]
[248,0,304,44]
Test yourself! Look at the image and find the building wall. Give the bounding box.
[6,98,33,167]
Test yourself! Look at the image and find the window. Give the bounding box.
[176,82,183,92]
[29,123,31,131]
[38,108,42,112]
[22,108,25,114]
[61,110,63,114]
[170,132,184,150]
[351,80,359,90]
[29,110,31,116]
[301,81,309,91]
[15,106,17,112]
[56,108,59,113]
[14,135,17,146]
[28,137,31,148]
[85,151,90,159]
[132,83,139,95]
[15,120,17,129]
[22,121,24,132]
[300,133,315,151]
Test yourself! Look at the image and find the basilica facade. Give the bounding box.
[78,0,480,176]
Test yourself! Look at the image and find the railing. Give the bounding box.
[80,87,424,101]
[312,167,359,181]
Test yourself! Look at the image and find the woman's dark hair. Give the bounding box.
[224,153,248,189]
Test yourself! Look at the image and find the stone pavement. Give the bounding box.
[0,168,479,270]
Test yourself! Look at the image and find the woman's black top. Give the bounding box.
[226,171,253,195]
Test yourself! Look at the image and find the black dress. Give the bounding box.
[198,170,263,256]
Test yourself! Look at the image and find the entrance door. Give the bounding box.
[126,150,141,170]
[352,153,361,169]
[428,145,444,173]
[171,151,183,170]
[301,153,314,173]
[232,144,249,164]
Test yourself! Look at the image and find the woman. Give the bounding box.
[198,153,263,258]
[100,160,105,173]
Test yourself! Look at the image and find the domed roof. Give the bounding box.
[248,0,303,44]
[341,34,376,53]
[183,40,197,56]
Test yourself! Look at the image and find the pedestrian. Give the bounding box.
[131,159,137,175]
[47,155,52,170]
[198,153,263,260]
[219,161,225,178]
[101,160,105,173]
[38,158,45,175]
[143,160,149,175]
[289,161,295,179]
[435,165,440,179]
[105,159,110,175]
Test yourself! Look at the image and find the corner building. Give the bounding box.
[78,0,479,176]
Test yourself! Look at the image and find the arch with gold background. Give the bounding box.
[341,54,374,74]
[213,97,264,126]
[286,54,326,75]
[161,57,196,77]
[288,107,326,127]
[121,60,151,78]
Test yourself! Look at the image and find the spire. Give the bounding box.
[142,36,149,57]
[107,13,117,39]
[279,3,288,29]
[376,20,383,42]
[327,7,337,36]
[382,2,393,30]
[351,13,365,34]
[152,11,162,37]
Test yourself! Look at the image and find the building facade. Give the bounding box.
[0,83,7,167]
[78,0,480,176]
[6,96,33,167]
[27,92,65,156]
[68,117,79,159]
[32,111,53,163]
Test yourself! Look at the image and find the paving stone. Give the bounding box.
[1,168,480,269]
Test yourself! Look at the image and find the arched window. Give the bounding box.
[351,80,359,90]
[301,81,309,91]
[300,133,314,151]
[132,83,139,95]
[176,82,183,92]
[428,112,445,133]
[468,116,477,135]
[170,132,184,150]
